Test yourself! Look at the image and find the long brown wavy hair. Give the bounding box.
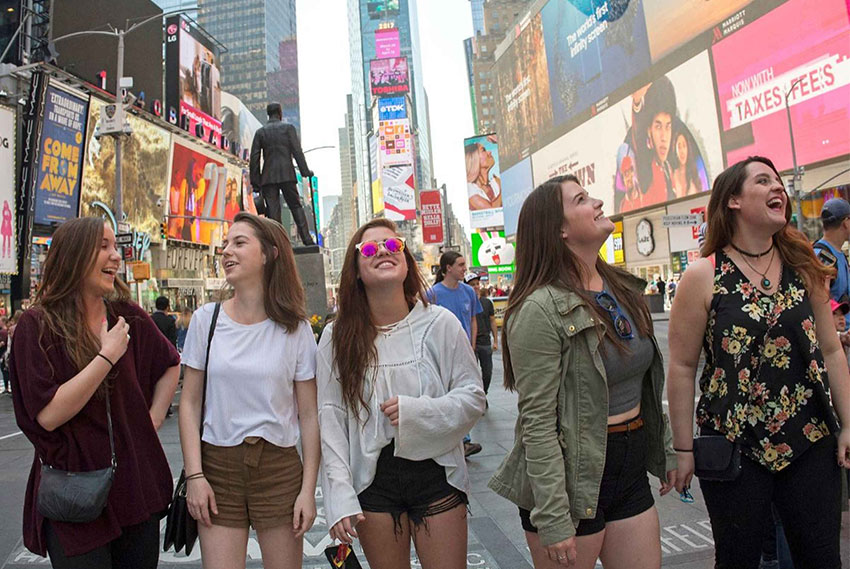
[331,218,429,421]
[32,217,131,382]
[701,156,832,293]
[503,176,653,391]
[230,212,306,332]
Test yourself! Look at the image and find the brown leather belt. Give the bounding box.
[607,417,644,433]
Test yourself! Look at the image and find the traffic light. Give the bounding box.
[160,221,168,241]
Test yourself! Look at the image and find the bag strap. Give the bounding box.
[105,391,115,469]
[199,303,221,440]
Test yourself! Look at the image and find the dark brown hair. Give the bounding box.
[32,217,131,378]
[332,218,429,420]
[434,251,463,284]
[701,156,832,293]
[503,176,653,391]
[231,212,306,332]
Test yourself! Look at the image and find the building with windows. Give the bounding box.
[464,0,530,134]
[198,0,300,129]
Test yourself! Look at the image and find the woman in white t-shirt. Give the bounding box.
[318,218,486,569]
[179,213,320,569]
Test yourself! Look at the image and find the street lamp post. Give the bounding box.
[785,77,805,232]
[49,9,191,224]
[440,183,452,248]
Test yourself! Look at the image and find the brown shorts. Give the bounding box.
[201,437,303,530]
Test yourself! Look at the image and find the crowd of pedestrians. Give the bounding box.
[5,155,850,569]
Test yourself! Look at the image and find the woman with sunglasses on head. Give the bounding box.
[179,213,319,569]
[488,175,677,569]
[10,217,180,568]
[318,218,485,569]
[667,157,850,569]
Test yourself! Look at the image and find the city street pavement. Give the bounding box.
[0,321,848,567]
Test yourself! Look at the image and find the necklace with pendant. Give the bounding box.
[737,246,776,290]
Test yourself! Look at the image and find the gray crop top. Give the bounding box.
[594,288,654,416]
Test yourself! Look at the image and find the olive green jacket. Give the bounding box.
[488,280,677,546]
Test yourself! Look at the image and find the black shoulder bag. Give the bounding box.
[163,303,220,554]
[37,391,116,523]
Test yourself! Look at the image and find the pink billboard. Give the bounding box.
[712,0,850,171]
[375,28,400,58]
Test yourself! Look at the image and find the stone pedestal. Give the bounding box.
[294,246,328,320]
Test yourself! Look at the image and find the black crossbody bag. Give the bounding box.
[163,303,220,554]
[37,392,116,523]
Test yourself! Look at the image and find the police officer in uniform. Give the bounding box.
[249,102,315,245]
[814,198,850,330]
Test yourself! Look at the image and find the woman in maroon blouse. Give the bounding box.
[10,217,181,568]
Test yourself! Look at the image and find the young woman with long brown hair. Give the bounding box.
[488,175,677,569]
[318,218,485,569]
[179,212,319,569]
[668,156,850,568]
[11,217,181,568]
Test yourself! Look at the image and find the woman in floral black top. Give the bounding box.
[667,157,850,569]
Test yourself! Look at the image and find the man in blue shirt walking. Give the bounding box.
[428,251,484,457]
[814,198,850,330]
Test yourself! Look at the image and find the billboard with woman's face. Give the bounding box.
[464,134,504,229]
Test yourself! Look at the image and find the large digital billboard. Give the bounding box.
[378,96,407,121]
[531,51,722,216]
[368,0,399,19]
[165,16,223,147]
[464,134,503,229]
[472,230,515,274]
[34,85,88,226]
[381,165,416,221]
[493,12,553,171]
[643,0,751,62]
[375,27,401,58]
[370,58,410,96]
[81,100,172,237]
[501,157,534,237]
[379,119,413,167]
[541,0,651,130]
[0,107,17,274]
[221,90,262,162]
[712,0,850,171]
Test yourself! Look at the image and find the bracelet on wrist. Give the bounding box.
[674,447,694,453]
[184,472,205,481]
[96,353,115,368]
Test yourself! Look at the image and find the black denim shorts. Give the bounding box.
[519,422,655,537]
[358,441,468,533]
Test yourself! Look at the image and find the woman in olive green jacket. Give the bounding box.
[488,175,678,568]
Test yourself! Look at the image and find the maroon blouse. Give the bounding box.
[11,301,180,557]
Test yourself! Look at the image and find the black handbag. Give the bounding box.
[37,391,116,523]
[693,435,742,481]
[163,303,220,554]
[324,544,362,568]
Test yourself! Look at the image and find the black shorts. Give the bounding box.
[519,422,655,537]
[358,441,468,532]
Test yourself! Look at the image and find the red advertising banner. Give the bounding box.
[375,28,400,58]
[420,190,444,244]
[370,58,409,96]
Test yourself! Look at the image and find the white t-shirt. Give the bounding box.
[182,302,317,448]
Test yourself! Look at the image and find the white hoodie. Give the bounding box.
[317,301,486,530]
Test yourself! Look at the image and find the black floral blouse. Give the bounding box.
[698,250,838,472]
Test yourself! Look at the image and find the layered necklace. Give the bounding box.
[731,242,776,290]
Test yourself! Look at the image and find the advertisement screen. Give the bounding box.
[81,100,172,237]
[501,157,534,236]
[165,16,223,147]
[644,0,751,62]
[167,139,230,245]
[464,134,504,229]
[370,58,410,96]
[420,190,444,244]
[381,165,416,221]
[379,119,413,166]
[493,13,553,171]
[375,27,401,58]
[472,230,515,274]
[541,0,651,130]
[378,96,407,121]
[368,0,399,19]
[34,85,88,225]
[712,0,850,171]
[0,107,17,274]
[531,50,722,216]
[221,90,262,161]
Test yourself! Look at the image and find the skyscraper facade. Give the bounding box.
[348,0,433,226]
[198,0,300,129]
[151,0,199,19]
